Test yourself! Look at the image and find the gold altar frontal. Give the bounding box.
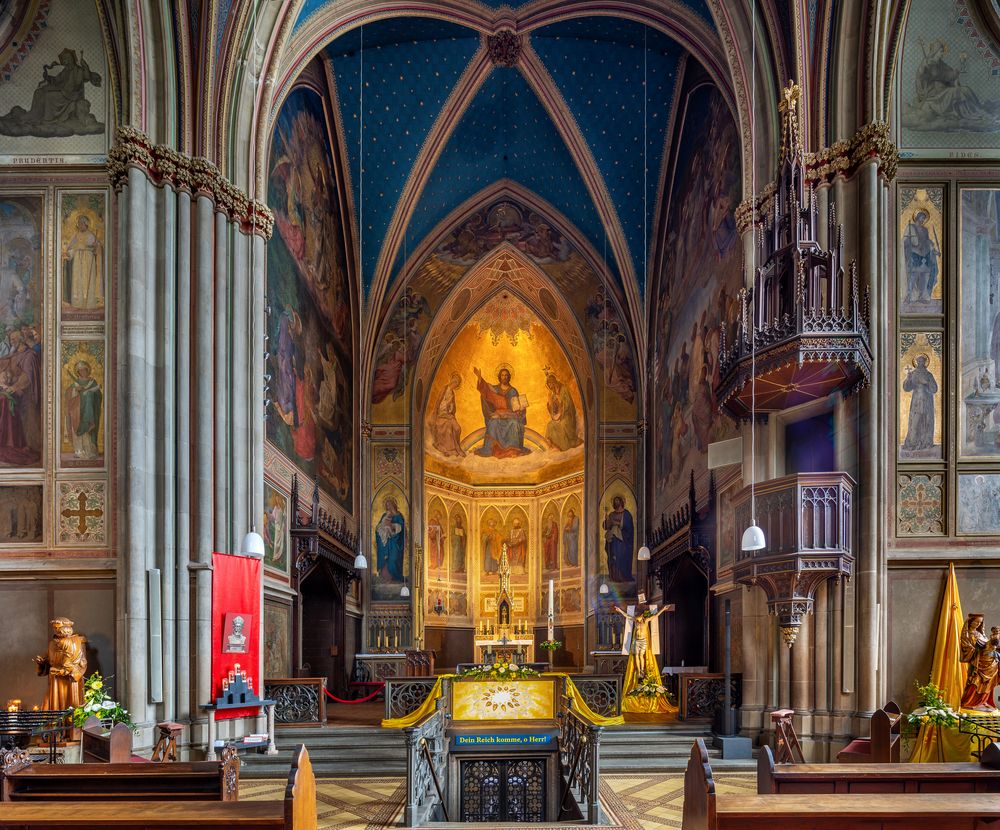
[451,678,557,722]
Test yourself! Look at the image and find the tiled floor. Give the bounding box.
[241,772,757,829]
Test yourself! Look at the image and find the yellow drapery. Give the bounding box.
[381,673,624,728]
[911,563,974,762]
[621,644,678,715]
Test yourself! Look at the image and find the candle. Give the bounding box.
[548,580,555,639]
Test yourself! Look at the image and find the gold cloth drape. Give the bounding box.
[381,673,625,728]
[911,563,975,763]
[621,642,678,715]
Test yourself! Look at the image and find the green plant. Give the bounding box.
[70,673,136,732]
[539,640,561,652]
[626,674,676,704]
[906,680,959,729]
[458,662,540,681]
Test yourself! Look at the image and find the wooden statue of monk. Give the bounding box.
[34,617,87,710]
[960,612,1000,710]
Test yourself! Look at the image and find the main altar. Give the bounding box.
[473,545,534,664]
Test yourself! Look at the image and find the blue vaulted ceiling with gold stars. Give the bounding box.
[290,2,727,302]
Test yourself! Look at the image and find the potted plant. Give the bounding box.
[626,674,677,705]
[70,673,136,732]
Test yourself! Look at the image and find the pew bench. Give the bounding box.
[1,747,240,802]
[0,745,314,830]
[837,700,902,762]
[684,738,1000,830]
[758,744,1000,794]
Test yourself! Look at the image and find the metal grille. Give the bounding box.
[460,758,545,822]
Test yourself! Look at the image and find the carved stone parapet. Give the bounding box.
[107,127,274,238]
[731,472,854,645]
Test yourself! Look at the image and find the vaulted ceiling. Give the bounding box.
[288,3,728,306]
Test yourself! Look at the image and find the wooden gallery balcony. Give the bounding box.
[716,84,872,421]
[731,472,854,646]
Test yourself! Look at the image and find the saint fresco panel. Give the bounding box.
[266,86,354,510]
[650,82,742,517]
[898,186,944,315]
[58,191,106,321]
[599,483,636,591]
[561,495,581,570]
[898,332,943,460]
[540,502,560,574]
[0,194,44,469]
[959,188,1000,458]
[897,0,1000,156]
[480,506,504,579]
[958,474,1000,535]
[59,340,105,468]
[0,2,109,160]
[503,507,529,577]
[262,482,289,575]
[263,601,291,679]
[449,504,468,576]
[0,484,43,544]
[426,498,447,576]
[371,485,407,601]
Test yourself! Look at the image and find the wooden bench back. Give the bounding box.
[285,744,317,830]
[872,700,902,763]
[2,746,240,802]
[682,738,716,830]
[81,716,133,763]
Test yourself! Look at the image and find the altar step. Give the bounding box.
[241,722,755,778]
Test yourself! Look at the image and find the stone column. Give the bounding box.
[214,210,230,555]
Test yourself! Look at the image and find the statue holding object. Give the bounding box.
[34,617,87,710]
[960,612,1000,711]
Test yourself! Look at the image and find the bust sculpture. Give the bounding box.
[33,617,87,710]
[225,615,248,653]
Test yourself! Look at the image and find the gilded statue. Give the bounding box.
[960,612,1000,710]
[33,617,87,710]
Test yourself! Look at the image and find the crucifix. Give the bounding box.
[614,596,675,670]
[61,491,102,535]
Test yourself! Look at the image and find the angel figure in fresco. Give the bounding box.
[903,210,939,304]
[430,372,465,457]
[544,372,581,451]
[427,510,445,571]
[482,517,503,575]
[0,49,103,137]
[473,366,528,458]
[960,613,1000,710]
[63,215,103,310]
[375,497,405,583]
[902,354,937,453]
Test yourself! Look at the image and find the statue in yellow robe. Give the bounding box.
[614,603,677,715]
[34,617,87,710]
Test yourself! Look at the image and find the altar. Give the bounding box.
[475,638,534,665]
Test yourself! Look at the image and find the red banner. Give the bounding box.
[211,552,261,720]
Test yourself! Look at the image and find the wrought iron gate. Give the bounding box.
[459,757,545,822]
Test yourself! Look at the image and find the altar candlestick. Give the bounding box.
[547,580,555,640]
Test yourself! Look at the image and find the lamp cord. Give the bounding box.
[749,0,757,528]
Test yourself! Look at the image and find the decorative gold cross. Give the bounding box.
[62,491,102,534]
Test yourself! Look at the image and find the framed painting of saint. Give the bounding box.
[898,186,943,316]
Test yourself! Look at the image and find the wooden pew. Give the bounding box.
[1,746,240,801]
[80,717,134,764]
[758,744,1000,794]
[683,738,1000,830]
[836,700,902,762]
[0,744,315,830]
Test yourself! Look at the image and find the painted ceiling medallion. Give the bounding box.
[474,283,535,346]
[487,30,522,67]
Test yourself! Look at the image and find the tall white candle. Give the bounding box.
[547,579,555,639]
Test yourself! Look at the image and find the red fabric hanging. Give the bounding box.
[211,552,262,720]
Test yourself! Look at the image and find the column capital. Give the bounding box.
[107,127,274,239]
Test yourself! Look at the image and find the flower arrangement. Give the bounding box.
[70,673,136,732]
[626,674,677,704]
[906,680,959,729]
[458,662,540,681]
[539,640,561,652]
